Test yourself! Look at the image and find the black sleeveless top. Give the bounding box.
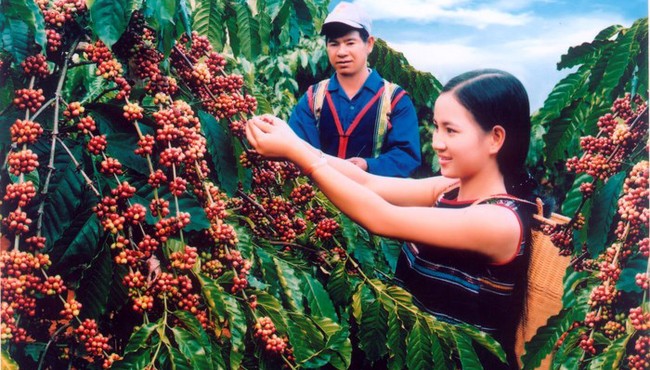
[394,189,532,369]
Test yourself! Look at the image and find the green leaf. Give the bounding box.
[586,171,625,255]
[521,306,587,370]
[172,310,213,358]
[144,0,178,57]
[302,273,337,321]
[386,307,407,370]
[380,238,401,273]
[457,324,506,364]
[76,244,112,319]
[90,0,132,47]
[1,0,46,62]
[358,297,388,361]
[198,274,227,317]
[406,318,432,370]
[318,318,352,370]
[452,330,483,370]
[158,345,193,370]
[197,275,246,369]
[1,350,19,370]
[177,0,192,38]
[89,103,152,134]
[54,206,102,270]
[112,348,152,370]
[535,66,590,127]
[594,24,625,41]
[192,0,226,50]
[601,19,645,99]
[561,173,593,216]
[1,17,32,66]
[255,291,289,334]
[273,256,304,310]
[230,1,259,59]
[430,330,450,370]
[598,334,630,370]
[327,261,351,306]
[198,110,240,196]
[552,327,585,367]
[351,283,372,324]
[105,132,150,175]
[617,256,648,293]
[124,322,160,354]
[386,285,417,328]
[0,75,14,112]
[301,316,351,368]
[222,294,246,369]
[170,326,212,370]
[286,311,322,363]
[339,215,377,270]
[557,40,609,70]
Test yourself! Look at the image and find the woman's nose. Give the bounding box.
[431,133,445,151]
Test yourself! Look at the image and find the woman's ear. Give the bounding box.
[489,125,506,154]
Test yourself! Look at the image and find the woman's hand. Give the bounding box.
[245,115,304,161]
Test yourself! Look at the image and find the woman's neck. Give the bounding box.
[456,166,507,201]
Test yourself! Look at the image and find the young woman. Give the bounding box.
[246,69,538,369]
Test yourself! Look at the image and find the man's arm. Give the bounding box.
[365,92,421,177]
[288,93,321,147]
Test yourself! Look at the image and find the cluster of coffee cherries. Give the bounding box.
[0,251,52,343]
[169,32,257,121]
[38,0,87,54]
[615,160,648,247]
[627,335,649,370]
[83,40,131,100]
[0,48,66,349]
[566,95,647,182]
[253,316,293,360]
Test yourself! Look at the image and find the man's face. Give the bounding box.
[326,30,374,77]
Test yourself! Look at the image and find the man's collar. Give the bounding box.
[328,69,382,93]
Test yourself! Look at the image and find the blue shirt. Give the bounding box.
[289,70,421,177]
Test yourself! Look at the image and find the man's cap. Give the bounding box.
[321,2,372,35]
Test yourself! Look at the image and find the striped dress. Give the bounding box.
[394,189,532,369]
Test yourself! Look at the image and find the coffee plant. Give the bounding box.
[0,0,647,369]
[0,0,494,369]
[521,18,649,370]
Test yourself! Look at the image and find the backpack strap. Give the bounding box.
[373,80,399,156]
[310,78,406,157]
[309,79,329,124]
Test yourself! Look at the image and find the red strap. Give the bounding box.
[325,87,385,158]
[391,90,407,110]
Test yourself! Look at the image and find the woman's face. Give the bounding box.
[431,92,494,179]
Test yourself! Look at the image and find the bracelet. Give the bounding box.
[302,151,327,177]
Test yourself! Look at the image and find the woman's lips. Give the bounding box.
[437,155,451,165]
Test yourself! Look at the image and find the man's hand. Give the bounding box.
[347,157,368,171]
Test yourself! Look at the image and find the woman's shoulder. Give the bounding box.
[428,176,460,202]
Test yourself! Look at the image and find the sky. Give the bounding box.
[329,0,648,111]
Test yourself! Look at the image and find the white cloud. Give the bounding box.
[353,0,532,28]
[384,13,630,110]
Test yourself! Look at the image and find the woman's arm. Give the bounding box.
[315,149,454,207]
[247,116,521,263]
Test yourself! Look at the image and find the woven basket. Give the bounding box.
[514,209,571,369]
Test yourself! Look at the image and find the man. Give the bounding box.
[288,2,421,177]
